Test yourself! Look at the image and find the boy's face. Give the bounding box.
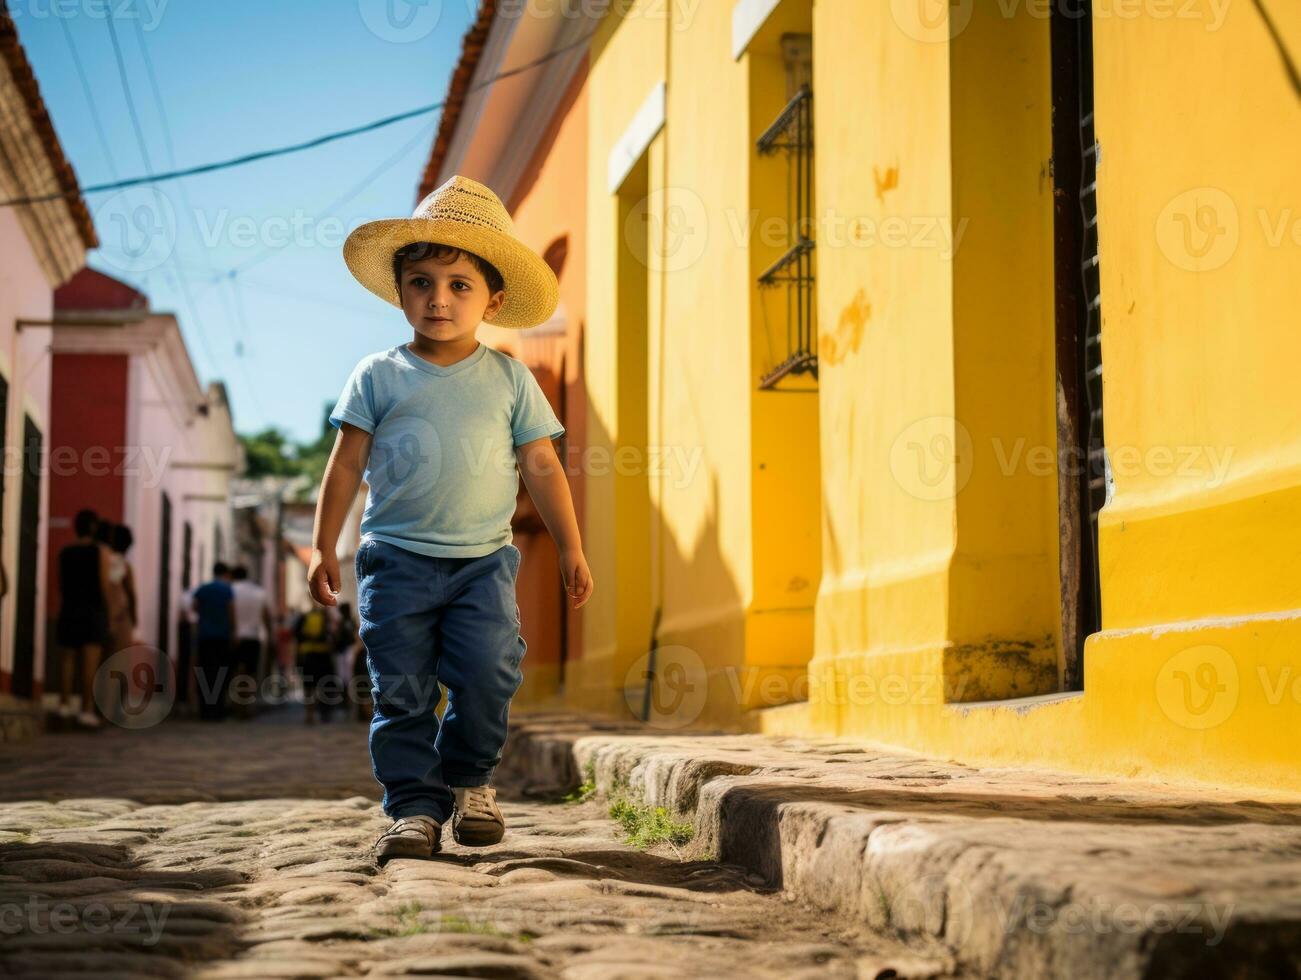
[399,251,506,344]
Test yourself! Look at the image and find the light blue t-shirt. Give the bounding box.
[329,342,564,558]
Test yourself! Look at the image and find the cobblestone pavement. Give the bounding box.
[0,710,953,979]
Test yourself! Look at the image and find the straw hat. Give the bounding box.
[343,175,559,329]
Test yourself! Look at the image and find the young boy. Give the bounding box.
[309,175,593,865]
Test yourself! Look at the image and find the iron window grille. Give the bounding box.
[756,80,816,390]
[1078,46,1106,640]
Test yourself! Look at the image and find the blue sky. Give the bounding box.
[18,0,477,441]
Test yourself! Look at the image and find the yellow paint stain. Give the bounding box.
[873,164,899,203]
[820,288,872,365]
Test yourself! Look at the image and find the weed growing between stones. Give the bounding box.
[608,793,694,851]
[563,760,597,804]
[373,902,535,942]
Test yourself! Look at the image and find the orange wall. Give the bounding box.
[481,58,589,700]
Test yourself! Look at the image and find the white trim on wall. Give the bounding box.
[732,0,784,60]
[607,81,666,196]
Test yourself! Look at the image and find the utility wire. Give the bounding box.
[103,14,231,404]
[59,17,120,182]
[122,15,268,426]
[0,25,599,209]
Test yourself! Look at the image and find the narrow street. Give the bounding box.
[0,712,950,979]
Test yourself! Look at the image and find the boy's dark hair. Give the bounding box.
[74,509,99,538]
[213,561,230,578]
[111,524,133,554]
[233,565,249,580]
[392,242,504,302]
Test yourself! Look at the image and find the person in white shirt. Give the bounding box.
[231,565,275,715]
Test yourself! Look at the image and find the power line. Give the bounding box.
[119,16,268,427]
[102,14,229,406]
[0,25,599,209]
[59,17,119,182]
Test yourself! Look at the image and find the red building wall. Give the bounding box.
[45,353,129,619]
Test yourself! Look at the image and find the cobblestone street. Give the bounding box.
[0,712,950,979]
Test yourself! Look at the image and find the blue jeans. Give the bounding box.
[356,538,526,823]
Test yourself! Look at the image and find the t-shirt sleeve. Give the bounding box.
[329,358,377,434]
[511,365,565,447]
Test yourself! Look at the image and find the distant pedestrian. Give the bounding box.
[231,565,275,716]
[293,606,337,724]
[98,521,138,655]
[54,509,112,728]
[190,562,237,721]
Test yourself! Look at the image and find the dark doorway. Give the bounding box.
[176,519,193,702]
[157,492,173,662]
[12,416,42,699]
[1052,0,1103,690]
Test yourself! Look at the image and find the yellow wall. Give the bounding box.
[574,0,1299,793]
[575,0,823,725]
[772,0,1301,794]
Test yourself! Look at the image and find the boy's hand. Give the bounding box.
[559,548,594,609]
[308,549,341,607]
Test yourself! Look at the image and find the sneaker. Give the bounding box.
[77,711,102,729]
[58,703,76,720]
[374,815,441,866]
[452,785,504,846]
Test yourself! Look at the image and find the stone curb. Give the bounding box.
[500,713,1301,979]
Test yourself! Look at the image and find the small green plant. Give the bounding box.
[608,794,694,850]
[379,901,431,937]
[564,760,598,804]
[374,906,529,941]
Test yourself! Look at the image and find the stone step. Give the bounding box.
[500,712,1301,979]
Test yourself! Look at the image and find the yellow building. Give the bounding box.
[442,1,1299,793]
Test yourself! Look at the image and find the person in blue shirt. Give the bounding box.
[311,175,594,866]
[190,562,236,721]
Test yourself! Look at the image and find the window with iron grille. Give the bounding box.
[756,33,816,390]
[1052,0,1103,688]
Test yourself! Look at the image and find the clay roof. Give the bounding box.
[54,267,148,313]
[415,0,498,203]
[0,2,97,248]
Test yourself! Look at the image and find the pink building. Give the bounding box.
[49,268,241,709]
[0,9,95,726]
